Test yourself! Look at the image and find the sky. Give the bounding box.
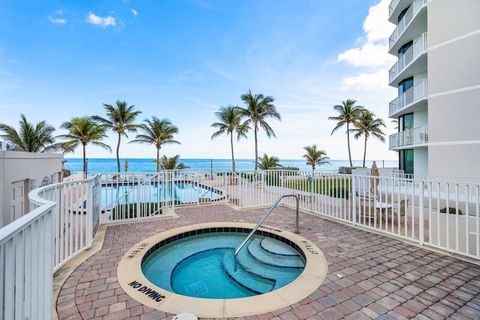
[0,0,397,160]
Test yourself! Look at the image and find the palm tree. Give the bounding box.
[159,155,188,170]
[257,154,282,170]
[303,145,330,173]
[328,99,364,167]
[93,100,141,173]
[351,111,386,167]
[130,117,180,171]
[237,90,281,171]
[58,117,111,175]
[211,106,249,175]
[0,114,56,152]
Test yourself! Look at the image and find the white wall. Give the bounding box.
[414,147,428,176]
[414,72,427,85]
[0,151,63,227]
[426,0,480,178]
[413,110,428,127]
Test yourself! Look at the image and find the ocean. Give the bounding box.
[64,158,397,174]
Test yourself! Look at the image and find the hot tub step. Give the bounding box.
[222,253,275,294]
[248,239,304,269]
[235,247,302,289]
[260,237,301,256]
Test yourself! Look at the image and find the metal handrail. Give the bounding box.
[234,193,300,256]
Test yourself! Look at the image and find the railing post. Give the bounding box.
[45,210,54,320]
[310,174,314,213]
[419,180,425,245]
[87,180,94,245]
[171,171,176,214]
[352,175,357,226]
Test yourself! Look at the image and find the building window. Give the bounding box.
[398,113,414,132]
[398,77,413,96]
[398,6,410,22]
[399,149,414,175]
[398,41,413,69]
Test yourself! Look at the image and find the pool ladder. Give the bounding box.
[234,194,300,257]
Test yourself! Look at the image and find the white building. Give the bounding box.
[388,0,480,178]
[0,151,63,227]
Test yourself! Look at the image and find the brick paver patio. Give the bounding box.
[56,205,480,320]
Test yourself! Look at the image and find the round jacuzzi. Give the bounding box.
[118,223,327,318]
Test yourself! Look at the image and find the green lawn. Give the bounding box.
[281,177,351,198]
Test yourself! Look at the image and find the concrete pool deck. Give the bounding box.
[56,205,480,320]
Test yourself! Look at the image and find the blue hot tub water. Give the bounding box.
[142,232,306,299]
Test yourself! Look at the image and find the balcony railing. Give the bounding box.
[389,0,401,18]
[389,79,428,116]
[389,32,427,83]
[389,0,427,51]
[389,124,428,149]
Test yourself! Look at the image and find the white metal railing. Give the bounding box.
[389,0,401,18]
[2,168,480,319]
[389,79,428,116]
[0,176,99,320]
[98,170,230,223]
[389,0,427,50]
[389,32,427,83]
[389,124,428,149]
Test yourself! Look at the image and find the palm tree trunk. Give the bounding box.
[230,133,236,175]
[82,143,87,177]
[347,122,353,167]
[363,135,367,168]
[116,133,121,174]
[156,148,160,172]
[254,125,258,171]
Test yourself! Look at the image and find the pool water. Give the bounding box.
[101,182,222,208]
[142,232,305,299]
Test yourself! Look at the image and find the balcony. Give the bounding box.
[389,32,427,85]
[389,0,427,54]
[389,124,428,149]
[389,79,428,117]
[389,0,412,23]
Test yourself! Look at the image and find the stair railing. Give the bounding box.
[234,193,300,256]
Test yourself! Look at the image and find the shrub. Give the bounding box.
[328,186,349,199]
[282,166,300,171]
[440,207,463,215]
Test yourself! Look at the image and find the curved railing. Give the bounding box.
[389,0,427,51]
[0,176,99,320]
[1,168,480,320]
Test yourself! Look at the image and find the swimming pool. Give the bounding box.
[101,181,223,208]
[118,223,328,318]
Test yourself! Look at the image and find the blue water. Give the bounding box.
[65,158,397,174]
[142,232,305,299]
[101,181,222,208]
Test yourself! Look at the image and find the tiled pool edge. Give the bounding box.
[117,222,328,318]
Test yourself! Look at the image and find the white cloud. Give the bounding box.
[49,10,67,25]
[337,0,395,90]
[131,9,138,16]
[342,68,389,90]
[86,12,116,28]
[49,16,67,25]
[338,42,393,68]
[363,0,394,42]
